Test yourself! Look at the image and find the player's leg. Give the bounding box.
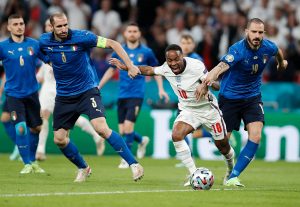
[75,116,105,155]
[36,109,50,161]
[53,95,91,182]
[25,92,45,172]
[227,99,264,181]
[6,96,32,173]
[86,88,143,181]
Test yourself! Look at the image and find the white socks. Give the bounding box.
[223,146,235,171]
[173,140,197,175]
[37,119,49,154]
[75,116,101,143]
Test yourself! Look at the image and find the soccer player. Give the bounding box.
[98,22,169,168]
[39,13,143,182]
[203,18,288,187]
[0,14,46,173]
[35,19,105,161]
[109,44,235,186]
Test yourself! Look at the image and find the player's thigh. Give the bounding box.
[6,95,26,124]
[242,96,264,127]
[53,96,80,131]
[121,98,143,123]
[25,92,42,128]
[117,99,127,124]
[173,110,198,141]
[79,88,106,120]
[219,95,242,132]
[90,117,111,138]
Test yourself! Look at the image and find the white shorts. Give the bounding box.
[174,104,227,140]
[39,86,56,113]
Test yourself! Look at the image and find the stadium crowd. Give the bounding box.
[0,0,299,82]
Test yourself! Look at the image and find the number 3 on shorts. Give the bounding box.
[90,97,97,108]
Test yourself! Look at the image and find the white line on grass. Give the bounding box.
[0,188,241,198]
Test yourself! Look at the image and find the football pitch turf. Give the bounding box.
[0,155,299,207]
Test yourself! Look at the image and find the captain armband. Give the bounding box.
[97,36,107,48]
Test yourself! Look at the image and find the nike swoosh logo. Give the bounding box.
[116,148,123,153]
[244,156,251,161]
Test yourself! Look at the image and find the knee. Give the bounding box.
[95,125,110,138]
[15,122,27,136]
[172,131,184,142]
[54,135,68,147]
[1,112,11,122]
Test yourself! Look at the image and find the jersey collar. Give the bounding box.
[50,29,73,42]
[8,36,27,43]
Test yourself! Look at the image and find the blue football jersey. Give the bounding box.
[111,44,159,99]
[39,30,98,96]
[187,52,203,61]
[220,39,278,99]
[0,37,46,98]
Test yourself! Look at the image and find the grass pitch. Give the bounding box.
[0,155,299,207]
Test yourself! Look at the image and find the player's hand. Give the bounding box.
[203,72,217,87]
[159,90,170,103]
[128,65,141,79]
[195,83,208,101]
[277,60,288,71]
[109,58,127,70]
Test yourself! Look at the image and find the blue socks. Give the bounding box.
[3,121,16,143]
[229,139,259,179]
[133,132,143,143]
[107,131,137,165]
[60,141,87,169]
[15,127,30,164]
[125,132,135,150]
[29,132,39,162]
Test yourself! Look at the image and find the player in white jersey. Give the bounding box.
[109,44,235,186]
[35,19,105,161]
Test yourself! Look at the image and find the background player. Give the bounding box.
[98,22,169,168]
[0,14,46,173]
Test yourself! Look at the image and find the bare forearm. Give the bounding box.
[276,49,285,65]
[211,62,230,80]
[106,39,134,68]
[137,66,155,76]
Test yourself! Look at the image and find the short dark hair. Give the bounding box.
[49,13,67,25]
[247,18,264,28]
[8,14,23,21]
[165,44,183,55]
[127,22,139,28]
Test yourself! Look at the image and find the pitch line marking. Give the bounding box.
[0,188,242,198]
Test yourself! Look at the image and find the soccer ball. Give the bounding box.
[190,167,214,190]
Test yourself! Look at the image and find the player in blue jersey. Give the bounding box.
[39,13,143,182]
[0,14,47,174]
[203,18,288,187]
[98,23,169,168]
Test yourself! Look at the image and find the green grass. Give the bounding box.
[0,155,299,207]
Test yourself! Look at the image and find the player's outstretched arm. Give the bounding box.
[204,62,229,86]
[105,39,140,78]
[275,48,288,71]
[109,58,156,76]
[154,76,170,103]
[98,67,114,90]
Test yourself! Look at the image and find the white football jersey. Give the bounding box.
[154,57,217,112]
[37,63,56,94]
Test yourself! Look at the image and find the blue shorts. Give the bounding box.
[53,87,105,130]
[218,95,264,132]
[117,98,143,123]
[6,92,42,128]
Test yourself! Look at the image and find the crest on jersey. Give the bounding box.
[225,54,234,62]
[263,54,269,64]
[175,76,181,83]
[137,54,144,63]
[27,47,34,56]
[71,45,78,51]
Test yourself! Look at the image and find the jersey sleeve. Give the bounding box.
[79,30,98,48]
[146,49,159,67]
[153,64,165,76]
[220,44,243,67]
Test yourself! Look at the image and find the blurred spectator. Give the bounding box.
[47,0,66,16]
[92,0,121,40]
[91,48,112,80]
[64,0,91,30]
[149,25,168,65]
[166,14,190,45]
